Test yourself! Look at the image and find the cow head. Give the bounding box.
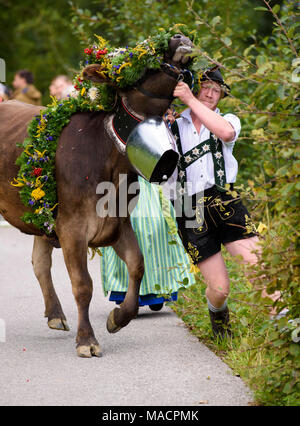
[83,33,194,116]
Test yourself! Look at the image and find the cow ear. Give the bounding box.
[82,64,110,84]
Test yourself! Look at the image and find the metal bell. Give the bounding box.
[126,116,179,184]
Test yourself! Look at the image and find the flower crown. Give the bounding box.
[73,24,198,111]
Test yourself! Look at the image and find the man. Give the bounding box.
[49,75,75,100]
[12,70,42,105]
[170,68,260,338]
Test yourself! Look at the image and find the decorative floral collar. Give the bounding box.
[12,25,198,235]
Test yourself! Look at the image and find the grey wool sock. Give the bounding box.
[207,298,228,313]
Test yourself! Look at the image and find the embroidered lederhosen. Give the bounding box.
[171,120,258,264]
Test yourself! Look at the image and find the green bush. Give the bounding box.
[173,0,300,406]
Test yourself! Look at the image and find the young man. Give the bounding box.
[170,68,260,338]
[12,70,42,105]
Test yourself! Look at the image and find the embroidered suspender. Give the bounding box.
[171,121,227,193]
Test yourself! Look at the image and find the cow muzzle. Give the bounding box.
[170,34,193,64]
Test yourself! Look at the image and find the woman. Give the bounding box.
[100,176,195,311]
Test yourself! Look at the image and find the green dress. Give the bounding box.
[100,177,195,306]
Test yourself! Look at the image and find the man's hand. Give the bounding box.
[173,81,195,106]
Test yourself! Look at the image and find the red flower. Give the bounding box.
[96,48,108,59]
[33,168,43,177]
[74,84,79,90]
[84,48,93,55]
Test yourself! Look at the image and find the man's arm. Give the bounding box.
[173,82,235,142]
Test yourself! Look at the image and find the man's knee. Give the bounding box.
[213,286,230,300]
[207,285,230,304]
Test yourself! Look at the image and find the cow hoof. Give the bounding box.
[106,309,122,334]
[77,344,102,358]
[48,318,70,331]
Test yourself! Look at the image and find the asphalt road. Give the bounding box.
[0,224,253,406]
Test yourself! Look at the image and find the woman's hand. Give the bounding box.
[173,81,195,106]
[164,108,176,124]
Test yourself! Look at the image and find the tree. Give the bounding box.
[0,0,283,104]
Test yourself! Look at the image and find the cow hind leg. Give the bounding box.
[107,221,144,333]
[32,236,69,331]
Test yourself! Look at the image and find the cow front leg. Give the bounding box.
[59,232,102,358]
[107,220,144,333]
[32,236,69,331]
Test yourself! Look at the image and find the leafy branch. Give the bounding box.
[261,0,298,57]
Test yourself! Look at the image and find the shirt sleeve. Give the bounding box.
[221,113,241,147]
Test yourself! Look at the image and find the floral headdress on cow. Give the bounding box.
[12,25,199,235]
[73,25,200,110]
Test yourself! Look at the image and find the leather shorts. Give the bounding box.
[175,185,258,265]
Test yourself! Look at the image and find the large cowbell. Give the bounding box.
[126,117,179,184]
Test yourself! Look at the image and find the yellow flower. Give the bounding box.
[94,34,107,49]
[24,145,34,156]
[257,222,268,234]
[135,47,148,59]
[34,176,44,187]
[96,68,108,80]
[101,57,112,71]
[117,62,132,74]
[11,178,24,187]
[81,87,86,96]
[36,112,47,137]
[148,42,156,53]
[134,45,148,60]
[34,149,47,158]
[31,187,45,201]
[49,203,58,212]
[49,95,58,107]
[11,173,30,187]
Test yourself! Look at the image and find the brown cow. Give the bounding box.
[0,34,193,357]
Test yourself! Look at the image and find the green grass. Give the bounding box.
[171,251,300,406]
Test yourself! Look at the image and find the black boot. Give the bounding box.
[208,306,232,339]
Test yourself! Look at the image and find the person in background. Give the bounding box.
[49,75,75,100]
[12,70,42,105]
